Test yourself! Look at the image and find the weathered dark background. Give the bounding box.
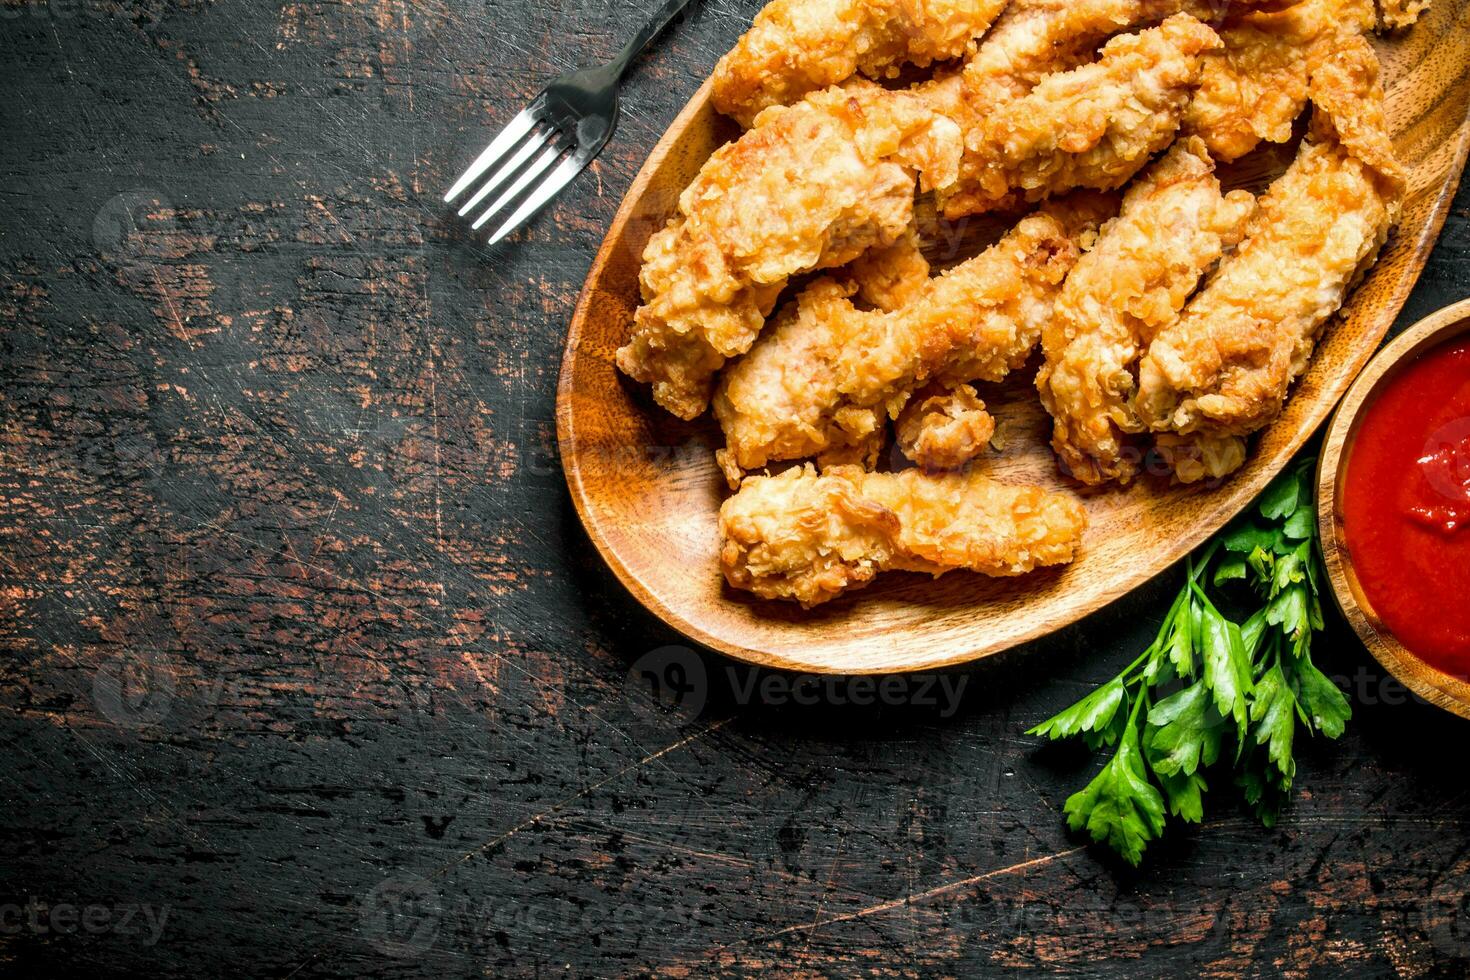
[2,0,1469,976]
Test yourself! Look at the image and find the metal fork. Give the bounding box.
[444,0,697,245]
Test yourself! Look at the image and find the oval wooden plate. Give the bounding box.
[557,6,1470,675]
[1318,297,1470,720]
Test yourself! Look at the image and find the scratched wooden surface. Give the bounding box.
[2,1,1469,976]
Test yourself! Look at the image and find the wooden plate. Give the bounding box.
[556,7,1470,674]
[1317,298,1470,720]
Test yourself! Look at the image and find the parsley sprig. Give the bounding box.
[1029,459,1352,864]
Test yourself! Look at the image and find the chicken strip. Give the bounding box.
[616,82,962,420]
[719,464,1088,606]
[712,199,1106,488]
[711,0,1008,128]
[1136,34,1406,482]
[895,383,997,471]
[1036,138,1255,485]
[1182,0,1377,162]
[919,0,1212,132]
[937,14,1223,218]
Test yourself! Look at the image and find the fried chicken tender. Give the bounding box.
[1136,34,1406,482]
[712,200,1107,488]
[1182,0,1377,162]
[616,83,962,420]
[1036,138,1255,485]
[937,14,1223,218]
[919,0,1208,131]
[711,0,1008,128]
[895,383,997,471]
[719,464,1088,606]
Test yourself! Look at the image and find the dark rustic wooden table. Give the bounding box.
[2,1,1469,976]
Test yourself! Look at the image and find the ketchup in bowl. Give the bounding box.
[1341,335,1470,679]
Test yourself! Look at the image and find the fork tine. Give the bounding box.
[455,127,552,218]
[443,105,539,204]
[470,143,565,231]
[485,154,589,245]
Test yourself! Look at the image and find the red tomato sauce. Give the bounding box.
[1342,334,1470,679]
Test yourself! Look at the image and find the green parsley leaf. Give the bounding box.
[1258,472,1301,521]
[1213,556,1248,587]
[1283,504,1315,541]
[1146,682,1225,777]
[1063,728,1166,866]
[1236,743,1292,827]
[1249,663,1298,777]
[1199,604,1252,737]
[1271,548,1306,598]
[1266,586,1310,640]
[1291,659,1352,738]
[1028,677,1126,743]
[1240,608,1268,658]
[1156,770,1208,823]
[1223,522,1275,555]
[1167,600,1196,679]
[1247,545,1275,582]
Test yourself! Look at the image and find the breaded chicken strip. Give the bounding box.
[712,200,1107,488]
[1036,138,1255,485]
[937,14,1222,218]
[919,0,1215,133]
[1136,34,1406,482]
[719,464,1088,606]
[1182,0,1377,162]
[711,0,1008,128]
[895,383,997,471]
[616,83,961,419]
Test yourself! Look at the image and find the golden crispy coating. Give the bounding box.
[937,15,1222,218]
[1036,138,1255,485]
[711,0,1009,128]
[1136,35,1405,482]
[1152,432,1248,485]
[1182,0,1376,162]
[895,383,997,471]
[616,83,962,419]
[712,200,1106,488]
[719,464,1088,606]
[1376,0,1431,29]
[849,222,932,312]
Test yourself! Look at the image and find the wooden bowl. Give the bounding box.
[557,6,1470,675]
[1317,298,1470,720]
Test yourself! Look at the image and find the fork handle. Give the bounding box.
[606,0,696,79]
